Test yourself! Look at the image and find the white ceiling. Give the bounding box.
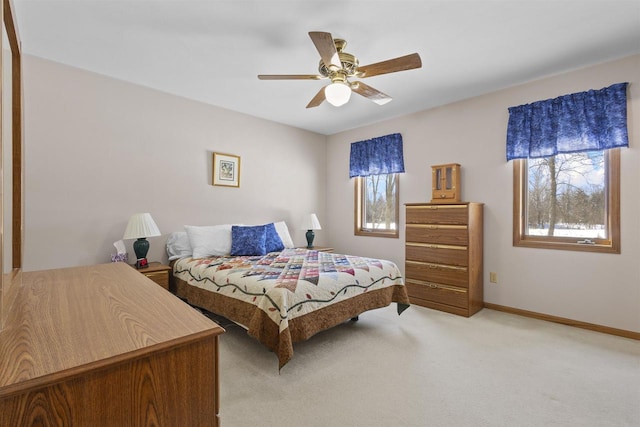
[12,0,640,135]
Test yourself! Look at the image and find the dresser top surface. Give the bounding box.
[0,263,223,393]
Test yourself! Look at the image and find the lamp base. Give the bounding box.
[133,237,150,258]
[305,229,315,249]
[133,238,150,269]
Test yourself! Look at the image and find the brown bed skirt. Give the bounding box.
[172,273,410,369]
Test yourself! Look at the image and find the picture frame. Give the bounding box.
[212,152,241,187]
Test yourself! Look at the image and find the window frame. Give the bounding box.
[354,174,400,238]
[513,148,620,254]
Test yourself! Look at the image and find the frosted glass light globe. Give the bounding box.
[325,82,352,107]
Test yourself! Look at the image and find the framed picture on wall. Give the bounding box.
[212,152,241,187]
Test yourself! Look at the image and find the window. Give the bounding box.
[350,133,404,238]
[513,148,620,253]
[507,83,627,254]
[355,174,399,238]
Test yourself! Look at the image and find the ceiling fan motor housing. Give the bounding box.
[318,39,359,78]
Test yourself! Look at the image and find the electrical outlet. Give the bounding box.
[489,272,498,283]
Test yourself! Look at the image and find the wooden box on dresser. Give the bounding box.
[0,263,224,426]
[405,202,484,317]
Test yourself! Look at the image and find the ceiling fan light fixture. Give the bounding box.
[259,32,422,109]
[324,81,352,107]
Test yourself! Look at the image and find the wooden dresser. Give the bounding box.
[405,202,484,317]
[0,262,224,426]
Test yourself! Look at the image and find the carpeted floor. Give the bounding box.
[203,305,639,427]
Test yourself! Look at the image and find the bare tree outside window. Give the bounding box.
[364,174,397,230]
[527,151,605,238]
[513,149,620,253]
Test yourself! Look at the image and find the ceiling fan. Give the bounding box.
[258,31,422,108]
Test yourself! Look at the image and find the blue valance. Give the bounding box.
[349,133,405,178]
[506,82,629,160]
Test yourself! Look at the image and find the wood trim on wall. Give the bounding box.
[4,0,22,269]
[1,0,23,329]
[10,19,22,269]
[484,302,640,341]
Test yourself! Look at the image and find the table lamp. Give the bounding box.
[123,213,161,268]
[300,213,322,249]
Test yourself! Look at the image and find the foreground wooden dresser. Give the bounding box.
[405,202,484,317]
[0,262,224,426]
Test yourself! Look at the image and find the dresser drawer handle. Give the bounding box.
[407,279,468,293]
[146,272,165,278]
[408,242,466,250]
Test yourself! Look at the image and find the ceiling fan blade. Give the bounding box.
[351,81,392,105]
[357,53,422,78]
[306,87,326,108]
[258,74,323,80]
[309,31,342,70]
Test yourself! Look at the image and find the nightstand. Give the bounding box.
[297,247,334,253]
[132,262,172,290]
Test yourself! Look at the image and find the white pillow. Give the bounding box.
[166,231,193,260]
[274,221,294,248]
[185,224,233,258]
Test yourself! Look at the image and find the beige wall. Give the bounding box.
[326,54,640,333]
[23,55,327,270]
[23,53,639,333]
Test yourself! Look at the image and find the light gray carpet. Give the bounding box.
[211,305,640,427]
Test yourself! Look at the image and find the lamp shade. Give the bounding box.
[325,82,352,107]
[123,213,161,240]
[300,213,322,230]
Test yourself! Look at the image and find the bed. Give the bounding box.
[167,222,410,369]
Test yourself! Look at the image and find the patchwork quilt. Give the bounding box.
[172,248,410,368]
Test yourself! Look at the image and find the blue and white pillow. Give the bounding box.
[264,222,284,253]
[230,225,267,256]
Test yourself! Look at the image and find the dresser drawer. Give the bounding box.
[406,279,468,309]
[406,205,468,225]
[406,243,468,267]
[406,224,468,245]
[406,260,468,287]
